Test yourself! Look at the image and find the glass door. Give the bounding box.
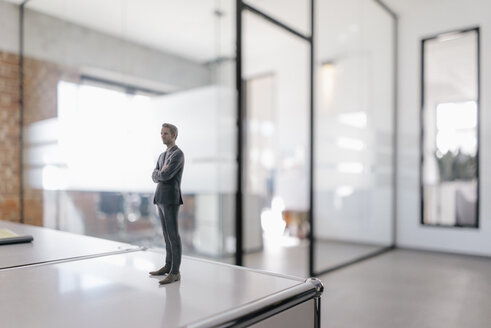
[313,0,396,274]
[241,3,311,278]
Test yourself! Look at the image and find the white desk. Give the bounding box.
[0,221,138,269]
[0,223,323,327]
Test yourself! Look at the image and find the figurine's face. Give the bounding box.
[161,127,174,146]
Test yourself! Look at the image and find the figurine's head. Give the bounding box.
[161,123,178,146]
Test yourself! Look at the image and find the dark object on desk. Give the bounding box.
[0,234,34,245]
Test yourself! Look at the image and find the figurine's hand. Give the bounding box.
[161,165,168,172]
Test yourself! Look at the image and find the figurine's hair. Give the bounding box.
[162,123,178,139]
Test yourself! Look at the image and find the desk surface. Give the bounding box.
[0,250,308,328]
[0,221,137,269]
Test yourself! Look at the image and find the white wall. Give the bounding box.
[0,1,19,54]
[0,0,212,91]
[24,6,211,91]
[0,0,211,91]
[397,0,491,255]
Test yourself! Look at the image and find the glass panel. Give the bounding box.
[22,0,237,262]
[314,0,395,273]
[243,0,311,36]
[422,29,479,227]
[242,11,311,277]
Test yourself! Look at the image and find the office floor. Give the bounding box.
[240,238,384,278]
[317,248,491,328]
[219,238,490,327]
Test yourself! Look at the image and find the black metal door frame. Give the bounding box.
[235,0,315,272]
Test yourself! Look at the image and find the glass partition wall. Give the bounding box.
[241,6,311,277]
[239,0,396,276]
[21,0,237,261]
[17,0,397,275]
[313,0,396,274]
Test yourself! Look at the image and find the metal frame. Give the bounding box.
[18,0,30,224]
[241,3,311,41]
[375,0,399,252]
[420,26,480,229]
[235,0,244,266]
[187,277,324,328]
[309,0,316,277]
[235,0,315,275]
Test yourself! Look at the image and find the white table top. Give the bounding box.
[0,221,138,269]
[0,250,309,328]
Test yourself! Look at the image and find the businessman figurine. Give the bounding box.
[149,123,185,285]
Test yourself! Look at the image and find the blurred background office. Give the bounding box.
[0,1,490,326]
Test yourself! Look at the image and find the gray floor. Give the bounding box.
[225,239,491,328]
[314,239,384,273]
[318,248,491,328]
[221,239,386,278]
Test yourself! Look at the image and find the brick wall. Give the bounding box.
[0,51,79,225]
[0,51,21,222]
[22,57,79,226]
[24,57,79,124]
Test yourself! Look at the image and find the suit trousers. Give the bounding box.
[156,203,182,274]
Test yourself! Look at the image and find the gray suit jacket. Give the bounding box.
[152,145,184,205]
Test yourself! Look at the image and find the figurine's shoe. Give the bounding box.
[159,273,181,285]
[149,266,170,276]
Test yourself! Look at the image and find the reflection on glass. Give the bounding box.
[321,62,336,106]
[337,112,367,128]
[336,137,364,151]
[314,0,395,273]
[422,29,479,228]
